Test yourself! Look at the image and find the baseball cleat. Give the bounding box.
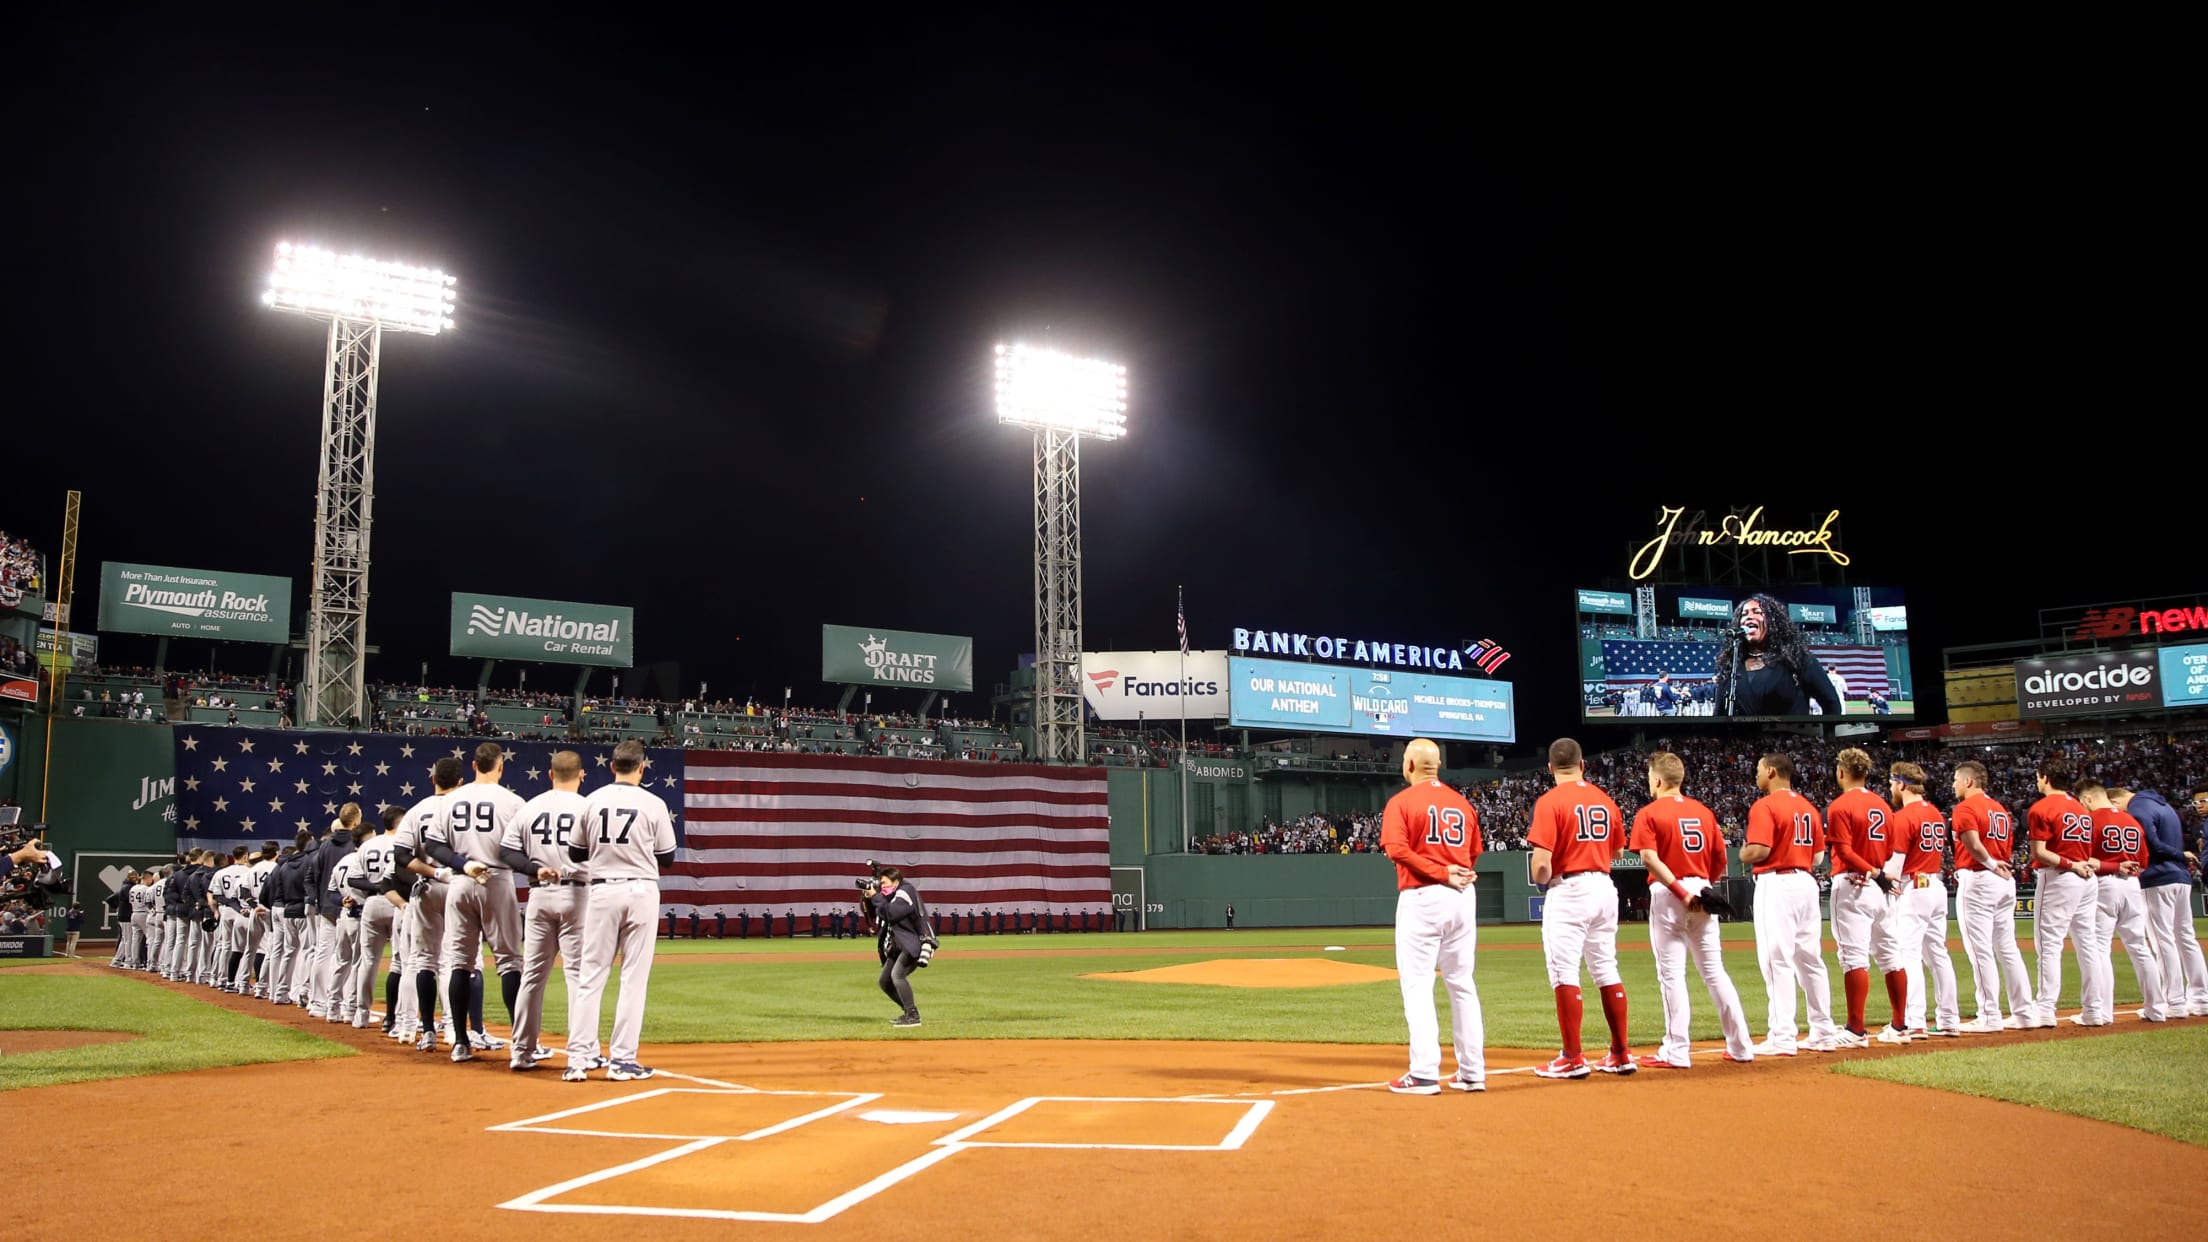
[1830,1029,1871,1049]
[1447,1073,1485,1093]
[470,1031,506,1051]
[1802,1036,1841,1053]
[2067,1015,2111,1027]
[1875,1025,1915,1045]
[1748,1041,1796,1058]
[1593,1051,1637,1075]
[607,1061,655,1082]
[561,1066,589,1083]
[414,1030,438,1053]
[510,1055,540,1072]
[1633,1054,1688,1070]
[891,1014,922,1028]
[1533,1054,1591,1080]
[1719,1051,1754,1063]
[2017,1015,2054,1029]
[1923,1026,1960,1038]
[1386,1075,1441,1095]
[530,1046,554,1060]
[450,1042,475,1064]
[1958,1017,2005,1034]
[2001,1014,2023,1029]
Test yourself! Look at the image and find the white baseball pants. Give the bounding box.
[352,900,397,1027]
[1954,869,2034,1022]
[1648,880,1753,1064]
[1830,879,1903,973]
[1393,882,1484,1084]
[2031,870,2095,1025]
[2084,877,2166,1022]
[1540,873,1621,989]
[1752,871,1837,1051]
[1890,878,1959,1031]
[2142,882,2208,1015]
[570,878,661,1066]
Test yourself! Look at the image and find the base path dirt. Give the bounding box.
[0,1030,139,1054]
[6,975,2203,1240]
[1084,958,1399,987]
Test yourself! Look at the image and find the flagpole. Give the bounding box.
[1177,584,1188,855]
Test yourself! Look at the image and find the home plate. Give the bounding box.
[859,1109,962,1124]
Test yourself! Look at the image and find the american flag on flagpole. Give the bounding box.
[678,751,1111,916]
[1177,588,1188,656]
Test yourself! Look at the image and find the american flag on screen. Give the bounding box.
[1600,640,1892,699]
[678,752,1111,915]
[171,728,687,856]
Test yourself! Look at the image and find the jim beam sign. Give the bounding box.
[1629,506,1850,581]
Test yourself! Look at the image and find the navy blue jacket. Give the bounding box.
[2132,790,2191,889]
[313,832,355,918]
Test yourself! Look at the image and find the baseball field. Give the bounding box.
[6,922,2206,1239]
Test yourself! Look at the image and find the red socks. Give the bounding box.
[1555,985,1584,1059]
[1844,968,1870,1032]
[1598,984,1629,1056]
[1883,970,1909,1027]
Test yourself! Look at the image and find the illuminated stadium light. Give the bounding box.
[263,238,459,726]
[264,242,457,335]
[994,343,1128,441]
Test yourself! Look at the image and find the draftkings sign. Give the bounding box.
[822,625,974,692]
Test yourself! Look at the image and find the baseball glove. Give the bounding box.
[1694,887,1737,920]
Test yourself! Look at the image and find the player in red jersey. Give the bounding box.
[1526,738,1633,1080]
[1950,760,2036,1031]
[1378,738,1485,1095]
[1743,753,1839,1055]
[1824,748,1903,1047]
[2076,782,2168,1024]
[1628,751,1753,1067]
[2026,757,2099,1028]
[1884,763,1960,1041]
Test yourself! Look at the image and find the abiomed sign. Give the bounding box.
[1628,507,1850,581]
[822,625,974,692]
[450,593,634,668]
[98,562,292,643]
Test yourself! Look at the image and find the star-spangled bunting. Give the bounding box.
[172,728,687,854]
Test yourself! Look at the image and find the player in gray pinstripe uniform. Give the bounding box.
[424,742,528,1064]
[499,749,592,1072]
[564,740,678,1083]
[390,758,463,1052]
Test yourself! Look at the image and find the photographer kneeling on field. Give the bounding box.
[863,866,938,1028]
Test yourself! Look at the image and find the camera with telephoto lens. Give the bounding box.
[854,858,881,893]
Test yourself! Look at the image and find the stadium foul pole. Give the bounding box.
[995,344,1127,764]
[262,244,455,726]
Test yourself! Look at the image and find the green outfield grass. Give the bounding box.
[0,973,351,1092]
[526,919,2191,1050]
[1834,1024,2208,1147]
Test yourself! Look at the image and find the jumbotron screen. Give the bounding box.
[1575,585,1916,721]
[1228,657,1517,743]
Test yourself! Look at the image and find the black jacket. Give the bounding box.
[308,832,354,918]
[1713,642,1843,717]
[869,883,938,963]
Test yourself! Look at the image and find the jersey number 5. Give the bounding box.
[1679,819,1705,853]
[1425,806,1467,847]
[595,807,638,846]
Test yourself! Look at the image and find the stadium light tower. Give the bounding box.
[263,242,456,727]
[995,343,1127,764]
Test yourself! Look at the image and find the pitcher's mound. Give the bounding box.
[0,1030,142,1055]
[1085,958,1398,988]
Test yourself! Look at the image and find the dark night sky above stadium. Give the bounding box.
[14,20,2191,751]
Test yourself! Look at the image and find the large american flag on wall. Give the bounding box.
[677,752,1111,916]
[172,728,688,856]
[1601,639,1892,699]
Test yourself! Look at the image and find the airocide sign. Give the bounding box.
[1080,650,1228,720]
[822,625,974,692]
[2014,650,2159,718]
[450,593,634,667]
[98,562,292,643]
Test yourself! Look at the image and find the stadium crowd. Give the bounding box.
[0,530,41,607]
[1202,733,2208,879]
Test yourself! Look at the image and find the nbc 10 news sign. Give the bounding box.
[2013,649,2159,719]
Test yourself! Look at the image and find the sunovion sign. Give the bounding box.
[822,625,975,692]
[2014,650,2159,719]
[450,593,634,667]
[1080,650,1228,721]
[1232,627,1512,675]
[98,562,292,643]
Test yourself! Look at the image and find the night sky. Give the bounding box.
[15,21,2194,750]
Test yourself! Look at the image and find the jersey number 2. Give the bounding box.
[1424,806,1467,847]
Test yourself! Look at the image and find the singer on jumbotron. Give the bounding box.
[1712,594,1844,717]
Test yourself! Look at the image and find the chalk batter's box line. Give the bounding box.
[489,1087,878,1142]
[494,1092,1274,1224]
